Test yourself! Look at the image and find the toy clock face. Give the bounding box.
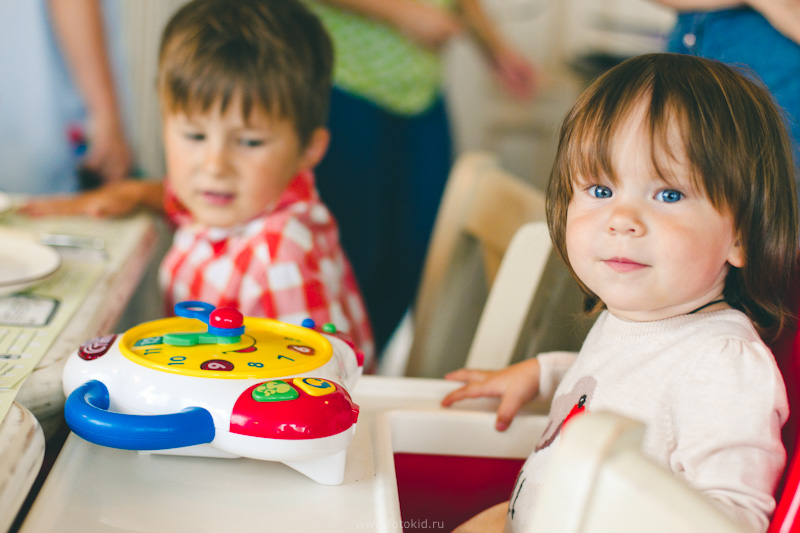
[119,316,332,379]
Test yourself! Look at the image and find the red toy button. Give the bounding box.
[78,334,117,361]
[231,381,359,439]
[209,307,244,329]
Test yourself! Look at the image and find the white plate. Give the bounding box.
[0,192,12,215]
[0,234,61,296]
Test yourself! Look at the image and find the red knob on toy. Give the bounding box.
[210,307,244,329]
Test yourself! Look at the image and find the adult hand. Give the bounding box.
[749,0,800,44]
[19,180,157,218]
[82,117,133,184]
[489,45,539,100]
[442,358,541,431]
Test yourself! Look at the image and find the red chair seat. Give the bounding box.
[768,260,800,533]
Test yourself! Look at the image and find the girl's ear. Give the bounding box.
[299,127,330,171]
[727,237,745,268]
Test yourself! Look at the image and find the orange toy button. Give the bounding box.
[293,377,336,397]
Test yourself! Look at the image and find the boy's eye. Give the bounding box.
[238,138,265,147]
[656,189,683,203]
[183,132,205,142]
[588,185,612,199]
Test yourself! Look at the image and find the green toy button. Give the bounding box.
[252,380,299,402]
[322,323,336,334]
[164,332,241,346]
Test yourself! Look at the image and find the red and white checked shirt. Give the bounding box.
[159,170,374,363]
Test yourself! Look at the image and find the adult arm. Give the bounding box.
[313,0,462,49]
[20,180,165,218]
[48,0,132,183]
[652,0,800,44]
[456,0,538,99]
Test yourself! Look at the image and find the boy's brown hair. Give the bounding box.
[157,0,333,146]
[546,53,798,337]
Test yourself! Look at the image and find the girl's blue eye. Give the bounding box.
[588,185,612,198]
[656,189,683,203]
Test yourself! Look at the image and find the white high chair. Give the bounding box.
[463,221,551,370]
[529,411,746,533]
[400,152,590,378]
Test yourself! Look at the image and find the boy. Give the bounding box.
[23,0,374,362]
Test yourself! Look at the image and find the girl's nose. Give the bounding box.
[607,204,645,236]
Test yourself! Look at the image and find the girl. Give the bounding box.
[443,53,799,533]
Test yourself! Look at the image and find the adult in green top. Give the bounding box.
[307,0,537,354]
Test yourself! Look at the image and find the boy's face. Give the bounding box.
[565,105,745,322]
[163,97,328,228]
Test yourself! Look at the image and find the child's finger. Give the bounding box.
[441,382,495,407]
[495,393,527,431]
[444,368,490,383]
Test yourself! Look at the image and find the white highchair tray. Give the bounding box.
[22,376,548,532]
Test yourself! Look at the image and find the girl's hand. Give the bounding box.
[442,358,541,431]
[19,180,161,218]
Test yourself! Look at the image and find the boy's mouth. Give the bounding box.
[201,191,236,206]
[603,257,648,273]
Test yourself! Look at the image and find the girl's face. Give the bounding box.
[163,95,327,228]
[565,106,744,322]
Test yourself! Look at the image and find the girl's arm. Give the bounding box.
[20,180,165,218]
[442,358,542,431]
[652,0,800,44]
[456,0,538,99]
[313,0,462,49]
[48,0,132,184]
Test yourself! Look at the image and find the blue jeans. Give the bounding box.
[668,8,800,172]
[316,88,453,353]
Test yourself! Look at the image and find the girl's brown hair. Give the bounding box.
[157,0,333,147]
[546,53,798,338]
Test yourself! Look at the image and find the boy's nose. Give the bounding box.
[607,204,645,236]
[203,143,229,176]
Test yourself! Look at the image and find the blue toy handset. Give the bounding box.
[64,301,244,450]
[65,380,215,450]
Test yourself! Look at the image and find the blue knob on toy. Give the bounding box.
[175,301,215,322]
[302,318,316,329]
[167,301,245,346]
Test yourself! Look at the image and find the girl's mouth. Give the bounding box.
[604,257,648,273]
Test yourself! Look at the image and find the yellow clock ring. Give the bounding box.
[119,316,333,379]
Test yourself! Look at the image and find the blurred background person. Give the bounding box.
[0,0,133,195]
[306,0,538,355]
